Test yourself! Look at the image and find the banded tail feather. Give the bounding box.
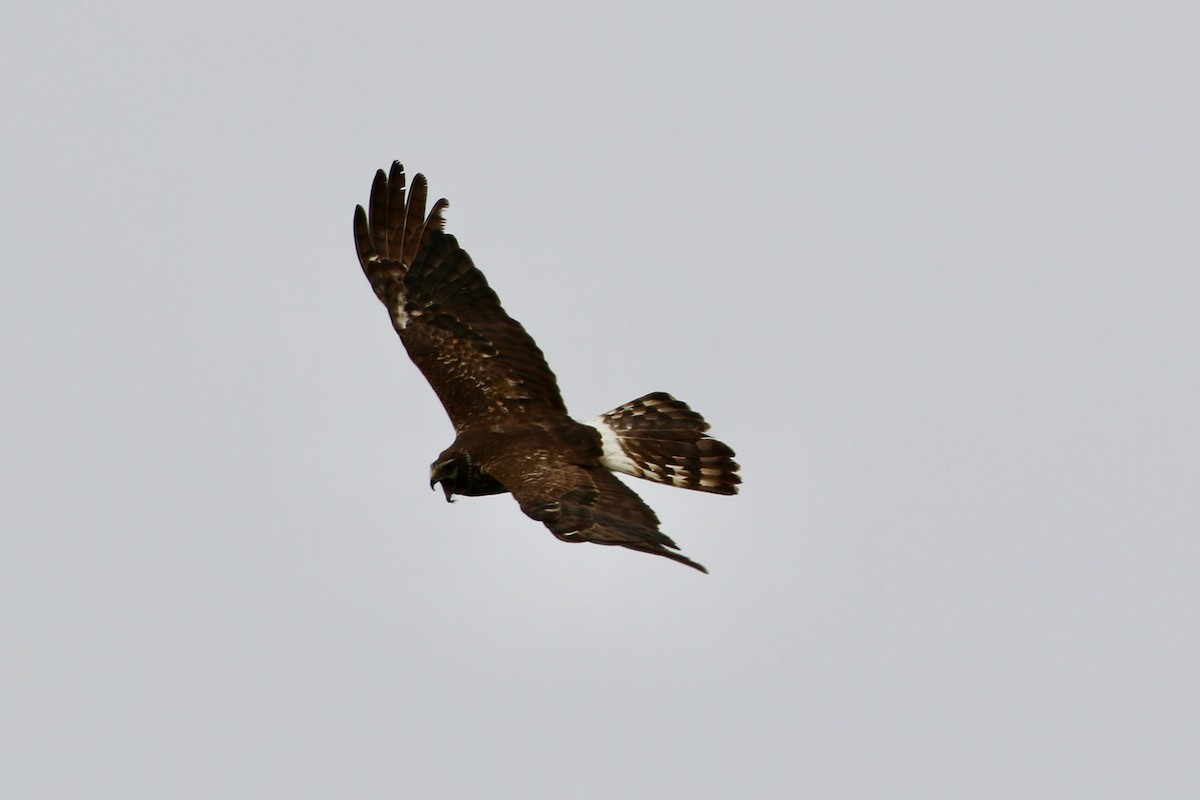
[583,392,741,495]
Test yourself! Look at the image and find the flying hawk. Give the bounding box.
[352,162,740,572]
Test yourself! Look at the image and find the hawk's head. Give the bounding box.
[430,453,465,503]
[430,449,507,502]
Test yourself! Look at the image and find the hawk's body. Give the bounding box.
[353,162,739,572]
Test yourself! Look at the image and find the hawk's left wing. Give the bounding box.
[353,162,568,432]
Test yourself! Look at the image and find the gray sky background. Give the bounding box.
[4,2,1198,798]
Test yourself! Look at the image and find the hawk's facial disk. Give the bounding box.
[430,458,460,503]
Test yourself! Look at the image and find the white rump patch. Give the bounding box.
[581,416,642,478]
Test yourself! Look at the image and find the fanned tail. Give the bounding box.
[583,392,741,495]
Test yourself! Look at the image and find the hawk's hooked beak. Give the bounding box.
[430,464,456,503]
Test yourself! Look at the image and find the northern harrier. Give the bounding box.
[353,163,739,572]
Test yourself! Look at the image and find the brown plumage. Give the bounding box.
[353,162,740,572]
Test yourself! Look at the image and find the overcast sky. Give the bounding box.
[4,2,1199,798]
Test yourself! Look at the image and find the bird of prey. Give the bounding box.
[352,162,740,572]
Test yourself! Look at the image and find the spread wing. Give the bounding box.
[353,162,567,432]
[483,445,708,573]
